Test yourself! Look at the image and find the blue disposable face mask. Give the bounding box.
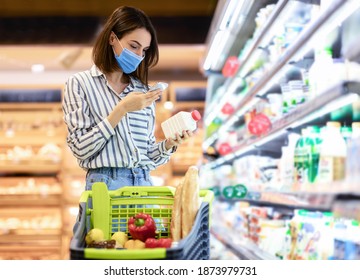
[114,38,144,74]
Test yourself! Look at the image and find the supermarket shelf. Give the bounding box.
[0,133,65,146]
[0,103,61,110]
[240,191,336,211]
[217,186,360,212]
[0,231,62,245]
[203,0,347,147]
[0,248,61,260]
[0,162,62,174]
[0,194,62,207]
[204,81,360,168]
[210,233,241,260]
[333,200,360,221]
[211,226,278,260]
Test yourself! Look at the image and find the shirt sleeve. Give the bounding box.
[146,102,176,167]
[62,75,115,161]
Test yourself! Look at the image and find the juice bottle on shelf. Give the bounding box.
[293,126,321,188]
[278,133,298,191]
[161,110,201,140]
[317,122,347,183]
[307,126,322,184]
[293,128,309,189]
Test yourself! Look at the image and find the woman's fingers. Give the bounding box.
[145,90,161,105]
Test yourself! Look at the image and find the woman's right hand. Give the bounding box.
[108,89,162,128]
[121,89,162,113]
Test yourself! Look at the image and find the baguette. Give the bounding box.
[181,166,200,239]
[170,178,184,241]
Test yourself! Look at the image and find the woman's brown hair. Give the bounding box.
[92,6,159,87]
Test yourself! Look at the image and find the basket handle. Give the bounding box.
[109,186,176,197]
[200,189,214,204]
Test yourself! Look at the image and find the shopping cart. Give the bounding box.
[70,182,214,260]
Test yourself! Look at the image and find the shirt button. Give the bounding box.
[128,131,131,134]
[134,149,138,153]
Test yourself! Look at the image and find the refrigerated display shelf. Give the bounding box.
[214,183,360,212]
[205,0,295,121]
[239,191,345,212]
[210,233,241,260]
[205,81,360,168]
[204,0,349,147]
[211,226,277,260]
[333,198,360,221]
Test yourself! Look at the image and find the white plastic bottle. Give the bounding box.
[317,122,347,183]
[345,122,360,187]
[161,110,202,139]
[308,47,334,98]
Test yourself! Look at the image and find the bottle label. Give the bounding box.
[294,146,310,184]
[318,156,345,182]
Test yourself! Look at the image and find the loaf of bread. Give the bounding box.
[170,179,184,241]
[181,166,200,239]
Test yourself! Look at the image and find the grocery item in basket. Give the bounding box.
[85,228,105,245]
[87,239,116,249]
[124,239,146,250]
[145,238,172,248]
[111,231,128,247]
[181,166,201,239]
[170,178,184,241]
[128,213,157,242]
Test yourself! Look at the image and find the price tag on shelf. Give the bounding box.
[222,184,247,199]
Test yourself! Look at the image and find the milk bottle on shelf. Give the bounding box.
[345,122,360,188]
[161,110,201,140]
[317,122,347,183]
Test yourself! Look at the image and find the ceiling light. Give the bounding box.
[163,101,174,110]
[31,64,45,73]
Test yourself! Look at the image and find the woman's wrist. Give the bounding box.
[165,140,174,150]
[108,102,127,128]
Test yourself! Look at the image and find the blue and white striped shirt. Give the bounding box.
[62,65,173,171]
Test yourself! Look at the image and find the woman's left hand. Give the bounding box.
[165,130,193,150]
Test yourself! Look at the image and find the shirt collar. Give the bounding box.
[90,65,146,94]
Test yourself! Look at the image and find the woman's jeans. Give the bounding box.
[85,167,153,190]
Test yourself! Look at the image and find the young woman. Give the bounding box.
[62,6,193,190]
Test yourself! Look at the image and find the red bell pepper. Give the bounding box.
[128,213,156,242]
[145,238,172,248]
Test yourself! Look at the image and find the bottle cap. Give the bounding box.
[352,122,360,129]
[326,121,340,128]
[191,110,202,121]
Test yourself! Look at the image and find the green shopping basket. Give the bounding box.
[70,182,214,260]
